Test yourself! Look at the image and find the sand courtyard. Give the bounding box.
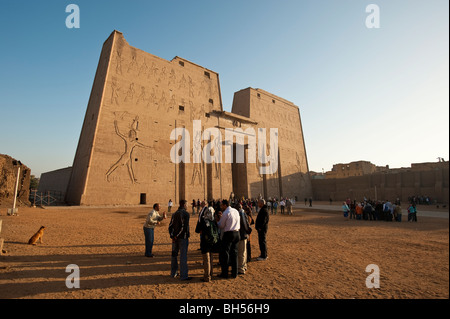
[0,203,448,299]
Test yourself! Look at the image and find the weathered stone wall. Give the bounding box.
[38,167,72,194]
[312,162,449,204]
[0,154,31,206]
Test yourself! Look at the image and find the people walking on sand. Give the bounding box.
[168,199,173,213]
[408,203,417,222]
[267,199,272,214]
[198,205,219,282]
[374,201,382,221]
[168,199,192,281]
[195,200,208,250]
[143,203,167,257]
[237,204,251,275]
[191,199,196,216]
[309,198,313,207]
[256,199,269,261]
[280,199,285,214]
[394,203,402,222]
[342,202,350,220]
[244,206,254,262]
[273,199,278,215]
[350,200,356,219]
[363,202,373,220]
[383,200,393,221]
[286,198,293,215]
[216,200,240,279]
[356,202,363,220]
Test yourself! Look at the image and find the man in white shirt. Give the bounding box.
[280,199,285,214]
[168,199,173,213]
[216,199,240,279]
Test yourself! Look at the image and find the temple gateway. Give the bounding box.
[49,31,312,206]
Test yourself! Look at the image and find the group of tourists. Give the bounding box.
[408,195,434,206]
[143,198,271,282]
[341,198,419,222]
[190,197,296,216]
[265,198,295,215]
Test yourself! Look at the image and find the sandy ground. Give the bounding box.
[0,202,448,299]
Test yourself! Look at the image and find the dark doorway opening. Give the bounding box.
[140,193,147,205]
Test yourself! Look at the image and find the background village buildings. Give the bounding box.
[310,160,449,204]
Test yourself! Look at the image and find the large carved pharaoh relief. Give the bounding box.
[106,112,152,184]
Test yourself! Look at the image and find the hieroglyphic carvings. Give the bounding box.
[179,74,186,89]
[188,76,195,98]
[110,78,121,105]
[191,130,203,186]
[168,68,176,86]
[136,86,147,105]
[115,50,123,75]
[127,50,138,74]
[124,83,135,103]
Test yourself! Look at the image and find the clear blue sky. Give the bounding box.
[0,0,448,177]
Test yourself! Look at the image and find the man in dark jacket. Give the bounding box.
[168,199,192,281]
[255,199,269,261]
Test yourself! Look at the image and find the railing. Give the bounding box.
[29,190,66,206]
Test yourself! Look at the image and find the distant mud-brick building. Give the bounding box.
[61,31,312,206]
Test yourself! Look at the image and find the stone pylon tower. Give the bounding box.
[65,31,312,206]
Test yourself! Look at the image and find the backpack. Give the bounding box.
[204,220,219,247]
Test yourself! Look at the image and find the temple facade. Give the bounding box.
[63,31,312,206]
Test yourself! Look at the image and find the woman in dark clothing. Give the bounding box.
[244,206,254,262]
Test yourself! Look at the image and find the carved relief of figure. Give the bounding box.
[106,115,151,184]
[138,59,149,77]
[160,66,167,82]
[191,131,202,185]
[147,87,157,107]
[189,101,195,122]
[158,91,167,111]
[169,94,177,112]
[124,83,135,103]
[127,52,138,73]
[265,142,279,188]
[110,78,121,105]
[198,79,208,99]
[115,50,123,75]
[150,62,159,80]
[188,76,195,98]
[136,86,147,105]
[210,135,221,179]
[190,101,205,122]
[179,74,186,89]
[256,155,263,179]
[168,68,176,86]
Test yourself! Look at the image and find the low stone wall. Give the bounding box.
[312,163,449,204]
